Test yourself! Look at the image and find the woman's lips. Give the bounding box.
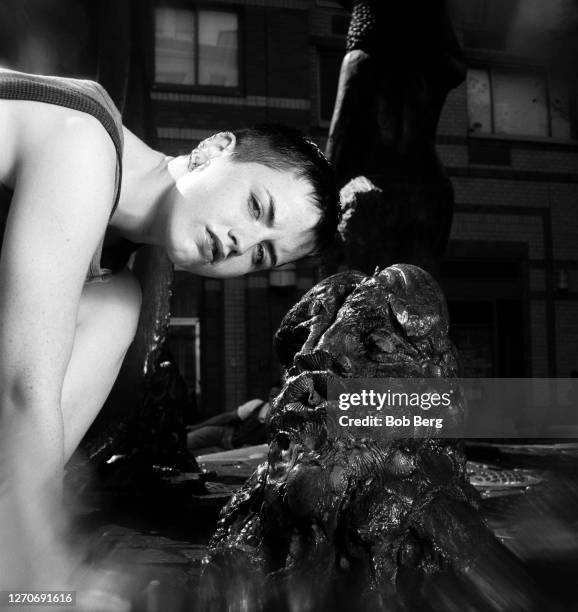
[202,229,215,263]
[202,229,222,264]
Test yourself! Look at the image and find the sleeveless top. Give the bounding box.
[0,68,128,282]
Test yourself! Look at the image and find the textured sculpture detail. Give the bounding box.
[204,265,495,610]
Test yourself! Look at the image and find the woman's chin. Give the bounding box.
[167,248,206,273]
[187,263,244,279]
[167,250,248,278]
[172,258,220,277]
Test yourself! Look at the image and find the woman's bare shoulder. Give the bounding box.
[1,99,119,294]
[0,99,116,190]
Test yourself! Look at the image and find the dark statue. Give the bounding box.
[203,265,536,610]
[325,0,465,277]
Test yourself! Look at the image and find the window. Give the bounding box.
[467,68,572,139]
[464,0,567,31]
[155,7,239,88]
[167,317,201,409]
[318,49,343,124]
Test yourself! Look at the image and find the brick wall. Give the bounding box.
[246,274,274,399]
[266,9,309,99]
[435,16,578,377]
[201,280,225,417]
[530,300,549,376]
[550,184,578,260]
[451,212,545,259]
[556,301,578,376]
[223,278,247,410]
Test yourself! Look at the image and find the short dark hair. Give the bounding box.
[231,124,340,257]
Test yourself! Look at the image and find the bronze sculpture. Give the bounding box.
[326,0,465,277]
[204,265,537,610]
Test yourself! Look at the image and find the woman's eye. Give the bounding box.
[255,244,265,266]
[250,195,261,219]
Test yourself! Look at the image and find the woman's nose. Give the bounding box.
[227,228,259,256]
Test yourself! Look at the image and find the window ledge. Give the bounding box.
[468,132,578,149]
[152,83,244,97]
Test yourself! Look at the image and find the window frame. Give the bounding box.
[316,0,345,7]
[153,0,244,96]
[467,63,576,142]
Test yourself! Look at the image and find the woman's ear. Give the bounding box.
[199,131,236,159]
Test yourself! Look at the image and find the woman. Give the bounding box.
[0,68,338,595]
[186,384,281,452]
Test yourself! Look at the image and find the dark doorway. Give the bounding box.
[441,243,528,377]
[448,298,525,377]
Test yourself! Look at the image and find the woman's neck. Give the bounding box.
[110,127,184,245]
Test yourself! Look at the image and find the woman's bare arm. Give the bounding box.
[61,268,141,459]
[0,110,117,588]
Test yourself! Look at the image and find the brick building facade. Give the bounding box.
[151,0,578,416]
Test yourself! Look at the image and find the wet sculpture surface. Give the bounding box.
[203,265,514,611]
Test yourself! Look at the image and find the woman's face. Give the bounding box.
[166,153,320,278]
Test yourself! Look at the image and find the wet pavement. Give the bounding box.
[72,443,578,611]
